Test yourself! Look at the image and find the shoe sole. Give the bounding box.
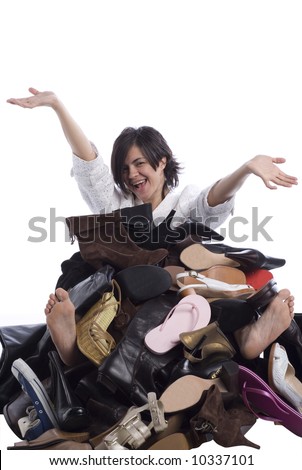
[11,358,59,430]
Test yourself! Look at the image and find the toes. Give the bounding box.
[55,287,69,302]
[278,289,291,302]
[49,293,58,303]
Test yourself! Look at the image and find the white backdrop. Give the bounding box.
[1,0,302,465]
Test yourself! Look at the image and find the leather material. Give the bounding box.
[48,351,91,432]
[0,324,53,411]
[68,264,115,318]
[246,279,279,312]
[225,248,285,272]
[169,354,233,383]
[66,212,168,271]
[97,293,183,406]
[7,428,91,450]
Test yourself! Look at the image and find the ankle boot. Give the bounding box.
[66,212,168,270]
[189,384,260,449]
[48,351,91,432]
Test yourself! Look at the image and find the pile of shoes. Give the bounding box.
[1,204,302,450]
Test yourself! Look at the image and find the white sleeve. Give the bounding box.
[176,184,235,229]
[71,146,133,213]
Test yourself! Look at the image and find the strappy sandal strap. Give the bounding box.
[100,392,167,450]
[89,324,116,356]
[176,271,252,291]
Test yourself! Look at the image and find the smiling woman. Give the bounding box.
[5,87,298,368]
[7,88,298,227]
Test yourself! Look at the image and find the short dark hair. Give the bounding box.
[111,126,182,195]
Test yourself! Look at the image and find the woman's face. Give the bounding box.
[123,145,166,209]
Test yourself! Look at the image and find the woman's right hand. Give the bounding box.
[7,87,59,109]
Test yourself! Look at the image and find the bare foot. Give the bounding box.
[234,289,295,360]
[45,288,84,366]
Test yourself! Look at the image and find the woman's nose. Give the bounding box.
[128,165,139,178]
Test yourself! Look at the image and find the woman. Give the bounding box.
[7,87,297,366]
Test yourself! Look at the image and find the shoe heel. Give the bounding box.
[220,360,239,395]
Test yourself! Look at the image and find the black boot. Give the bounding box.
[97,294,183,406]
[48,351,91,431]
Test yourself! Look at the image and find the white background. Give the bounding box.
[0,0,302,466]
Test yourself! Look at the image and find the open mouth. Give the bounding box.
[131,179,147,190]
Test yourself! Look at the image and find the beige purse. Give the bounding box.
[76,280,121,366]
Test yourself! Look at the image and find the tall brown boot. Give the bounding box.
[66,212,168,270]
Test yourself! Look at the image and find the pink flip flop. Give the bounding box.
[144,294,211,354]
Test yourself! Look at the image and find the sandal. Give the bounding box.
[95,392,167,450]
[180,243,240,271]
[268,342,302,413]
[176,270,254,299]
[144,294,211,354]
[76,280,121,366]
[239,364,302,438]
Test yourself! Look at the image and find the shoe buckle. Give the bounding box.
[147,392,167,433]
[188,270,199,278]
[194,419,217,434]
[104,414,146,450]
[209,366,222,379]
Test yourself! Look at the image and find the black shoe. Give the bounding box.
[246,279,279,312]
[48,351,91,432]
[204,244,285,272]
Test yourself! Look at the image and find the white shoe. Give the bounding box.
[268,342,302,413]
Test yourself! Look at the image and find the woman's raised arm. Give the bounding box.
[7,87,96,161]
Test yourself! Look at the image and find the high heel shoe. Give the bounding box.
[179,243,240,271]
[268,343,302,413]
[179,321,236,360]
[169,356,239,398]
[189,384,260,449]
[203,243,285,272]
[48,351,91,432]
[169,353,232,383]
[225,248,285,272]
